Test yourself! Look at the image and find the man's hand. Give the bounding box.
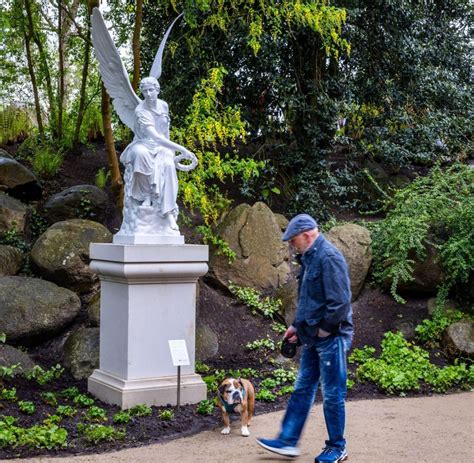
[284,325,298,343]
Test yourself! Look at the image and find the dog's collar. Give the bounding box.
[218,380,246,413]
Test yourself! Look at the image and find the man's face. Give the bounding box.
[142,84,158,102]
[289,232,310,254]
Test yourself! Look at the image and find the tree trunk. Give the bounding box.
[22,26,44,136]
[73,0,95,147]
[101,84,124,214]
[24,0,57,137]
[131,0,143,92]
[57,0,65,141]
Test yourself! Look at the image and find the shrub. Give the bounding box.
[113,411,131,424]
[255,389,276,402]
[61,387,80,400]
[196,399,214,415]
[415,309,466,347]
[0,416,67,450]
[229,284,282,319]
[95,167,110,189]
[77,423,125,444]
[371,164,474,303]
[0,387,17,401]
[25,364,64,386]
[84,406,107,422]
[40,392,58,407]
[159,409,174,421]
[73,394,95,407]
[172,67,263,257]
[195,361,210,374]
[56,405,77,418]
[30,145,63,179]
[0,105,33,144]
[129,404,152,417]
[18,401,36,415]
[349,331,472,394]
[0,363,20,380]
[246,337,275,351]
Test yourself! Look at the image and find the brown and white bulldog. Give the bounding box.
[218,378,255,437]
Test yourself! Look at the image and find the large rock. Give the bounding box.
[44,185,110,224]
[63,327,100,380]
[195,323,219,361]
[0,344,36,375]
[87,293,100,327]
[0,245,23,276]
[209,202,290,292]
[0,193,28,234]
[442,320,474,359]
[31,219,112,292]
[275,278,298,326]
[0,276,81,344]
[398,241,444,295]
[426,298,458,316]
[325,224,372,300]
[0,154,41,201]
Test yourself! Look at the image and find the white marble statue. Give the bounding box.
[91,8,197,243]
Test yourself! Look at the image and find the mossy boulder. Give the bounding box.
[0,193,28,234]
[87,292,101,327]
[0,276,81,344]
[195,323,219,361]
[398,241,444,295]
[63,327,100,380]
[0,154,41,201]
[442,320,474,359]
[0,344,36,375]
[0,245,23,276]
[31,219,112,292]
[209,202,290,292]
[325,224,372,300]
[44,184,110,224]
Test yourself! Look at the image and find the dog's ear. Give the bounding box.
[218,383,227,395]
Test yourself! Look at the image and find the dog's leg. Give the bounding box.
[221,410,231,435]
[247,394,255,426]
[240,405,250,437]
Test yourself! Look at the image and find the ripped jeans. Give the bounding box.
[278,335,350,450]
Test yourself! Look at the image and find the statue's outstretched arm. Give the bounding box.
[143,125,193,156]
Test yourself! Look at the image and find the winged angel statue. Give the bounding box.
[91,8,197,243]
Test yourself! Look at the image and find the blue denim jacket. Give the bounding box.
[293,234,353,344]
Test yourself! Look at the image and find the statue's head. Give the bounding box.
[140,77,160,93]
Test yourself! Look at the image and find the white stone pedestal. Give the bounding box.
[87,243,208,409]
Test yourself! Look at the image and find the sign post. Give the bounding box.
[168,340,190,409]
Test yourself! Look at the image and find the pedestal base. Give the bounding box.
[88,369,207,409]
[88,243,208,410]
[113,234,184,245]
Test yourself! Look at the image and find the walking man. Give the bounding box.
[257,213,353,462]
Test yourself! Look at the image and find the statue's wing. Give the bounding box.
[91,8,140,131]
[149,13,184,80]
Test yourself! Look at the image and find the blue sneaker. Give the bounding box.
[315,446,348,462]
[256,438,301,457]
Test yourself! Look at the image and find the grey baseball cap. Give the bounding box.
[282,214,318,241]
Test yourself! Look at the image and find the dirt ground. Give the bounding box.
[22,392,474,463]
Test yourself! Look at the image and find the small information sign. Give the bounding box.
[168,340,190,367]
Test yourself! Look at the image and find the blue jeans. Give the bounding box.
[278,335,349,449]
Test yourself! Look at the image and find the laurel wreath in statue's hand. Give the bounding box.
[175,151,198,172]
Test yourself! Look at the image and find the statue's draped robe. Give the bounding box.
[120,100,178,216]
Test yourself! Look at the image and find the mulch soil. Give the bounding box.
[0,144,463,459]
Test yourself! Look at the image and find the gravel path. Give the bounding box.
[22,392,473,463]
